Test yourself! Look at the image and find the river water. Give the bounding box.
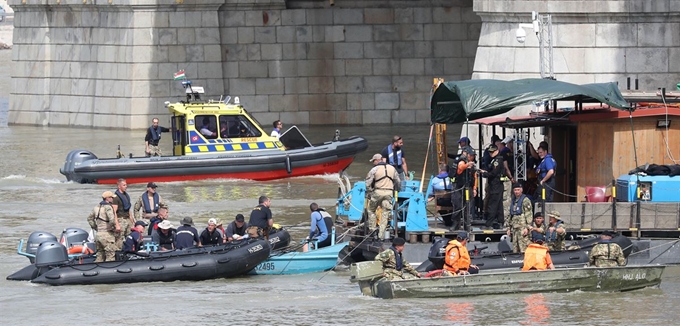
[1,124,678,325]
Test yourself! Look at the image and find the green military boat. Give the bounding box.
[349,261,665,299]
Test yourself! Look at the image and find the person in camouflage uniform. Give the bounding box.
[505,183,533,253]
[112,178,134,249]
[589,231,626,267]
[375,237,421,280]
[366,153,401,238]
[529,212,547,236]
[546,211,567,251]
[89,191,120,262]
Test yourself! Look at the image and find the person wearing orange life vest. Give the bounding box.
[442,231,479,276]
[522,231,555,271]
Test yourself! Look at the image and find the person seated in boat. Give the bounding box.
[199,117,217,139]
[303,202,333,252]
[226,214,248,241]
[546,211,566,251]
[214,219,227,242]
[122,221,148,254]
[271,120,283,139]
[529,212,547,236]
[522,231,555,271]
[199,218,224,246]
[247,196,273,238]
[149,207,170,236]
[175,216,200,249]
[375,237,421,280]
[588,231,626,267]
[152,220,176,251]
[133,182,168,228]
[427,163,454,229]
[442,231,479,276]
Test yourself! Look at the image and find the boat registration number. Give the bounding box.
[248,244,263,253]
[622,272,646,281]
[256,262,276,271]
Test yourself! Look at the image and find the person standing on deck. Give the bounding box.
[479,145,504,229]
[449,149,478,231]
[506,183,533,253]
[535,143,556,203]
[145,117,170,157]
[90,191,120,262]
[133,182,168,233]
[381,135,408,181]
[112,178,134,249]
[499,136,515,221]
[366,153,401,238]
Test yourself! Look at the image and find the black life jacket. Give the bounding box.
[390,247,403,271]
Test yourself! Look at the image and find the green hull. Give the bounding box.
[350,262,665,299]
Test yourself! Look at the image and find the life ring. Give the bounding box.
[68,245,94,255]
[424,269,445,278]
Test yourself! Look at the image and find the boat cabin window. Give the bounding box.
[196,115,218,139]
[219,115,262,139]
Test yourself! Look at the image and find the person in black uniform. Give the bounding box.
[199,218,224,246]
[479,145,504,229]
[247,196,273,237]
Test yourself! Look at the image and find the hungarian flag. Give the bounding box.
[173,70,186,80]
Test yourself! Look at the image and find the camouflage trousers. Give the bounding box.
[383,268,418,280]
[147,145,162,157]
[592,259,620,267]
[368,190,393,238]
[115,217,132,249]
[547,238,566,251]
[502,180,512,222]
[511,228,530,253]
[95,231,118,262]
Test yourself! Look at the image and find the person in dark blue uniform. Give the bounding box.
[122,220,148,254]
[199,218,224,246]
[175,216,200,249]
[247,196,273,237]
[145,118,170,157]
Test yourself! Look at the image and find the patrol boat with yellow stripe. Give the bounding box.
[60,83,368,184]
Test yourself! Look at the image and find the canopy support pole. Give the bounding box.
[419,124,435,193]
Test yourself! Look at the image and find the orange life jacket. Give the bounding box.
[522,243,549,271]
[444,240,470,273]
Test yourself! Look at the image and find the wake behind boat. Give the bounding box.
[60,83,368,184]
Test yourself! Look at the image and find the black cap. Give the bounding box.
[601,231,616,237]
[235,214,245,222]
[392,237,406,246]
[147,182,158,188]
[488,145,498,152]
[134,220,148,227]
[490,135,501,143]
[512,182,523,189]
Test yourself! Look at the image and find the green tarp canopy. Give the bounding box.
[430,78,633,124]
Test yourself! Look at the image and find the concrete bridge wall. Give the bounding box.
[8,0,479,128]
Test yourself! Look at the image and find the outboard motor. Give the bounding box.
[60,228,90,248]
[498,237,513,253]
[59,150,98,183]
[26,231,57,264]
[428,237,450,270]
[35,241,69,268]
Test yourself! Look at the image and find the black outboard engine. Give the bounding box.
[59,150,98,183]
[26,231,57,264]
[60,228,90,248]
[35,241,69,268]
[428,237,450,270]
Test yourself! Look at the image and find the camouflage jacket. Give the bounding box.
[375,247,419,277]
[530,222,546,235]
[505,195,533,230]
[589,241,626,267]
[88,202,116,232]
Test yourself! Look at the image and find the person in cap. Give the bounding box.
[133,182,168,223]
[456,136,476,158]
[174,216,200,249]
[534,143,556,202]
[546,211,566,251]
[506,182,533,253]
[374,237,421,280]
[199,218,224,246]
[152,220,176,251]
[145,117,171,157]
[449,149,478,231]
[112,178,134,249]
[479,144,505,229]
[499,136,515,222]
[522,231,555,271]
[122,220,148,254]
[226,214,249,242]
[482,135,501,171]
[214,218,226,242]
[247,196,274,238]
[303,202,333,252]
[443,231,479,276]
[427,163,454,228]
[529,212,547,235]
[381,135,408,181]
[89,191,120,262]
[366,152,401,238]
[589,231,626,267]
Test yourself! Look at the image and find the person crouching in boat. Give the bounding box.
[226,214,248,241]
[522,232,555,271]
[375,237,421,280]
[442,231,479,276]
[303,202,332,252]
[588,231,626,267]
[247,196,273,239]
[152,220,176,251]
[122,221,148,255]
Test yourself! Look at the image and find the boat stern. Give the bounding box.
[60,150,98,183]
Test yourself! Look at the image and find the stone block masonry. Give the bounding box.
[8,0,480,128]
